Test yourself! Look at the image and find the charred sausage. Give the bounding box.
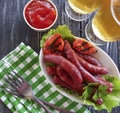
[77,55,109,75]
[56,66,75,86]
[44,54,83,85]
[56,66,84,90]
[53,76,84,95]
[76,52,102,66]
[64,40,113,89]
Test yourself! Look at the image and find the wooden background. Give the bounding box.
[0,0,120,113]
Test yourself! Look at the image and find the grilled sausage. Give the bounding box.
[64,40,113,89]
[76,52,102,66]
[53,76,84,95]
[77,55,109,75]
[44,54,83,85]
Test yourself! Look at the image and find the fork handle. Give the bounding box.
[33,96,52,113]
[39,98,74,113]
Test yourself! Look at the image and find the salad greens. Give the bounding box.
[82,76,120,112]
[40,25,120,112]
[40,25,74,47]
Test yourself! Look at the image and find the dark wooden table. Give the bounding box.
[0,0,120,113]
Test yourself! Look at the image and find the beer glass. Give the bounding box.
[111,0,120,25]
[85,0,120,46]
[65,0,102,21]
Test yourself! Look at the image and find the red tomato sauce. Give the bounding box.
[25,0,57,29]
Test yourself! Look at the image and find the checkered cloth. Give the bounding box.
[0,42,90,113]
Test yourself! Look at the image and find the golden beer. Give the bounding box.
[68,0,103,14]
[112,0,120,25]
[92,0,120,42]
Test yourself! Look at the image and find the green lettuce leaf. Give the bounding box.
[40,25,74,48]
[82,76,120,112]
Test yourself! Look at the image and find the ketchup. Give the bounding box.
[25,0,57,29]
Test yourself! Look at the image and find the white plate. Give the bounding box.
[39,37,120,104]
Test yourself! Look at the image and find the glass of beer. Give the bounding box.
[111,0,120,25]
[65,0,102,21]
[85,0,120,46]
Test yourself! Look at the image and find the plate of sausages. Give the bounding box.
[39,34,120,104]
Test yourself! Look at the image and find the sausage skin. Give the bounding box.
[64,40,113,89]
[44,54,83,85]
[77,55,109,75]
[53,76,84,95]
[56,66,75,87]
[76,52,102,67]
[56,66,84,90]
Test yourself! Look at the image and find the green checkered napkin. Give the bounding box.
[0,42,91,113]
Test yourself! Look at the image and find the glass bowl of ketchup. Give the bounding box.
[23,0,58,31]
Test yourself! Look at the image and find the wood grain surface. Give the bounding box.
[0,0,120,113]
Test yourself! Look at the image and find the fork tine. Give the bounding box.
[0,84,16,92]
[12,70,25,83]
[4,76,18,90]
[8,71,23,87]
[4,68,24,84]
[0,87,22,97]
[5,72,23,90]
